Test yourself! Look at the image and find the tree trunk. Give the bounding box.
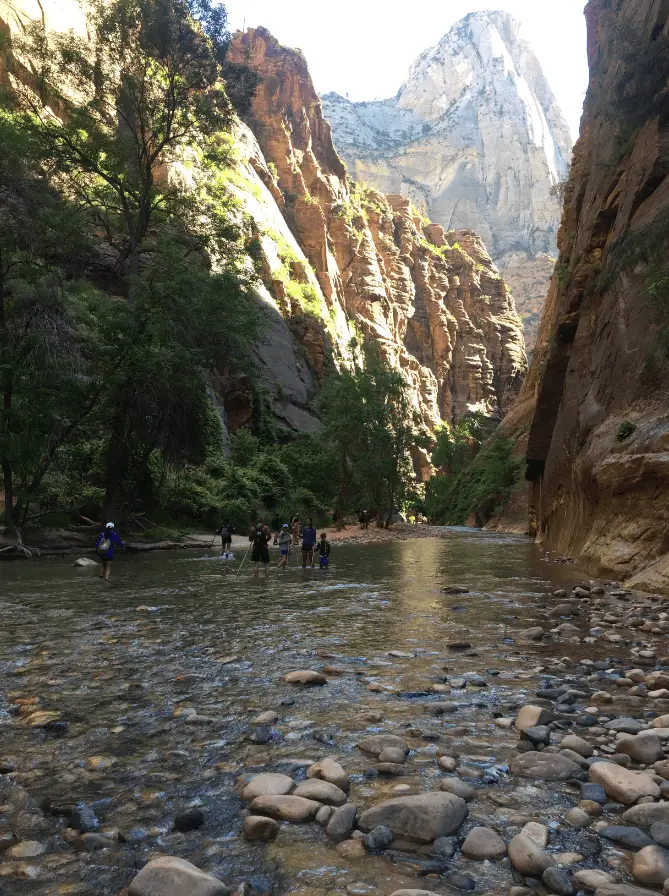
[102,390,132,523]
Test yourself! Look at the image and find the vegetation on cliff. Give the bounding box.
[424,415,521,526]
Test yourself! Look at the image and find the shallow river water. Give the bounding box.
[0,530,650,895]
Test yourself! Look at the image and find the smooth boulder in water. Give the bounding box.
[128,856,230,896]
[358,792,467,843]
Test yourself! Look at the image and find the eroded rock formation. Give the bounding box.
[229,27,527,442]
[521,0,669,591]
[321,11,573,349]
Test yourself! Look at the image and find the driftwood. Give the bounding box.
[0,531,41,559]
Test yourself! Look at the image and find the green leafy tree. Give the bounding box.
[10,0,260,520]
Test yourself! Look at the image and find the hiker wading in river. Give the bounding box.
[301,517,317,569]
[96,522,125,582]
[249,519,271,578]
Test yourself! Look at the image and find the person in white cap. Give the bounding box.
[277,523,291,568]
[95,522,125,582]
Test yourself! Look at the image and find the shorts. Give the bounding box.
[319,555,329,568]
[302,544,314,554]
[222,537,231,546]
[280,549,288,556]
[251,546,270,564]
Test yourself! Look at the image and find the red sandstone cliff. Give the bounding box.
[228,28,527,445]
[518,0,669,590]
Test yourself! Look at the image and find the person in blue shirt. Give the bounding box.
[96,522,125,582]
[301,517,318,569]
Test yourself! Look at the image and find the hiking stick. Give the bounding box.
[236,543,251,576]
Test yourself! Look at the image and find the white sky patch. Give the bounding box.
[225,0,589,141]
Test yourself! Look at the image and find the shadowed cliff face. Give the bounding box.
[520,0,669,591]
[229,27,527,446]
[321,11,573,350]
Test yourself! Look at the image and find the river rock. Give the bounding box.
[358,793,467,842]
[603,718,648,734]
[522,822,549,847]
[624,803,669,827]
[173,808,204,832]
[508,833,554,875]
[655,760,669,780]
[5,841,45,859]
[241,773,294,802]
[594,887,665,896]
[438,755,457,772]
[440,778,477,801]
[461,826,506,859]
[307,758,349,792]
[128,857,230,896]
[600,826,655,849]
[543,867,575,896]
[515,706,553,730]
[519,627,545,641]
[618,733,664,764]
[74,557,98,568]
[590,763,661,804]
[562,734,594,757]
[243,816,279,841]
[521,725,551,747]
[362,825,394,850]
[293,780,347,806]
[510,751,581,781]
[316,805,333,826]
[326,802,357,841]
[650,821,669,847]
[357,735,408,756]
[379,747,407,763]
[249,795,321,822]
[572,870,616,890]
[336,839,366,859]
[252,711,279,725]
[632,845,669,886]
[284,670,326,686]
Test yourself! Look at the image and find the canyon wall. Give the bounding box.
[227,27,527,445]
[0,0,527,446]
[322,11,573,350]
[521,0,669,591]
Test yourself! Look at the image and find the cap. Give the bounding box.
[283,523,289,528]
[105,522,114,529]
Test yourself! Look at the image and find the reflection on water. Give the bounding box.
[0,531,599,895]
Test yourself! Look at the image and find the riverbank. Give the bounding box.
[0,521,457,561]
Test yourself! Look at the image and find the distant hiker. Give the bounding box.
[249,518,271,578]
[96,522,125,582]
[291,516,301,546]
[271,514,281,545]
[359,509,369,530]
[217,522,234,557]
[317,532,331,569]
[301,517,318,569]
[278,523,291,568]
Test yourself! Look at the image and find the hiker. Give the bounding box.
[317,532,331,569]
[216,522,234,557]
[249,518,271,578]
[301,517,317,569]
[271,514,281,545]
[291,516,301,546]
[96,522,125,582]
[278,523,291,568]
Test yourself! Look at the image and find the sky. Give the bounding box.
[224,0,590,140]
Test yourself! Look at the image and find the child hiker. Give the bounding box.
[317,532,331,569]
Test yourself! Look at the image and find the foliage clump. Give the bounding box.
[616,420,637,442]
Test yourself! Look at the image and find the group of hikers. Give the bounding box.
[215,516,331,578]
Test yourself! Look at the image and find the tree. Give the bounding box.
[11,0,260,520]
[0,111,97,537]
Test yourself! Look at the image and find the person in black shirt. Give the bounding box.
[216,522,234,558]
[249,519,271,578]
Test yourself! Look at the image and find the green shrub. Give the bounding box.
[616,420,637,441]
[425,437,521,525]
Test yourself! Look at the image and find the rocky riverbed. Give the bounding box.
[2,533,669,896]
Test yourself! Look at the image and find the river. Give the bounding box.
[0,530,645,894]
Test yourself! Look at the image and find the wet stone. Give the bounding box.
[243,816,279,841]
[361,825,393,851]
[542,867,575,896]
[600,826,655,849]
[173,807,204,832]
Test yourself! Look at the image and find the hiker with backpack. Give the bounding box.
[96,522,125,582]
[249,518,272,578]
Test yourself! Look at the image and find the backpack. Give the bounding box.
[97,536,111,556]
